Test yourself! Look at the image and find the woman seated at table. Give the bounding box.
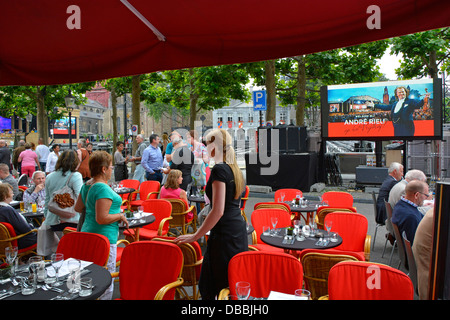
[74,151,129,300]
[159,169,193,222]
[0,183,37,250]
[160,169,188,204]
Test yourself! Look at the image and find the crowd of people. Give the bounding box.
[375,161,434,299]
[0,129,249,300]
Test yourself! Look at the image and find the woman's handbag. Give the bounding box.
[191,159,207,187]
[47,172,77,221]
[37,224,59,256]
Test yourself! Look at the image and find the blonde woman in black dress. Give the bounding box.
[175,128,246,299]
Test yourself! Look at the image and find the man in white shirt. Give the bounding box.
[36,138,50,173]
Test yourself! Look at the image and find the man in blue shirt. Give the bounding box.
[141,134,163,183]
[392,180,429,245]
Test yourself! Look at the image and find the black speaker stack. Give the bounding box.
[257,125,307,154]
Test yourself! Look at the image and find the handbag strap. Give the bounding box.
[64,171,75,187]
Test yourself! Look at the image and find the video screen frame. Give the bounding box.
[320,78,442,141]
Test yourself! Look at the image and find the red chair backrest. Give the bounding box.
[274,188,302,202]
[0,222,17,247]
[141,199,172,232]
[240,186,250,210]
[251,208,291,242]
[328,261,414,300]
[119,179,141,201]
[228,251,303,298]
[119,241,183,300]
[56,232,110,267]
[324,212,368,253]
[322,191,354,207]
[139,181,160,200]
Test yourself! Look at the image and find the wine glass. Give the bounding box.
[292,220,301,240]
[280,192,285,203]
[137,205,145,223]
[51,253,64,287]
[325,220,332,238]
[236,281,251,300]
[5,246,18,279]
[270,217,278,236]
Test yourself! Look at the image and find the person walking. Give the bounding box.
[141,134,163,183]
[131,134,147,183]
[36,137,50,173]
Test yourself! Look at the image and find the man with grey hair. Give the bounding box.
[131,134,147,183]
[376,162,404,224]
[389,169,427,209]
[23,170,46,207]
[0,163,19,199]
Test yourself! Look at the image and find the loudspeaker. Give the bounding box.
[286,126,307,153]
[257,126,307,154]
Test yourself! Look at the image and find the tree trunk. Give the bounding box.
[189,68,198,129]
[428,50,438,79]
[265,60,276,124]
[131,75,141,155]
[111,86,118,164]
[36,86,49,143]
[296,56,306,127]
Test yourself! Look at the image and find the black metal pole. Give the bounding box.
[69,110,72,150]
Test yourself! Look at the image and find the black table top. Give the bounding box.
[0,263,111,300]
[120,213,155,229]
[19,210,45,219]
[114,187,136,195]
[260,228,342,251]
[188,195,206,203]
[287,200,321,212]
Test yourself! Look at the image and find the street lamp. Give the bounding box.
[64,91,75,149]
[25,113,33,132]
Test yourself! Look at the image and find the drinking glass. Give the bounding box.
[295,289,311,300]
[325,220,332,238]
[79,277,93,297]
[5,246,18,278]
[67,259,81,293]
[293,220,301,240]
[270,217,278,236]
[27,256,42,292]
[236,281,251,300]
[51,253,64,287]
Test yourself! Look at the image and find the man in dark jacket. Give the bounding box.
[376,162,403,224]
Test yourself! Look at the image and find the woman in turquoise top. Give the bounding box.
[74,151,128,300]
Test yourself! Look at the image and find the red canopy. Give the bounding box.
[1,0,449,86]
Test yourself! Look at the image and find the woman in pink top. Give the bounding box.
[18,143,40,178]
[160,169,188,204]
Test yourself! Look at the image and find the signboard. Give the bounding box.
[131,124,138,136]
[253,90,267,111]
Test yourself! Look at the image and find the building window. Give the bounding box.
[238,113,244,122]
[217,114,223,122]
[227,114,233,122]
[248,113,254,123]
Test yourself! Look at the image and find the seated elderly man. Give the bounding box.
[23,170,46,207]
[392,180,429,245]
[0,163,19,200]
[0,183,37,250]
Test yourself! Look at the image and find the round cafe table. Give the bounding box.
[260,228,342,254]
[119,213,156,241]
[288,200,320,224]
[0,263,111,300]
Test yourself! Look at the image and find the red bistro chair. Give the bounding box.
[111,241,184,300]
[123,199,173,242]
[0,222,37,262]
[324,261,414,300]
[274,188,302,202]
[219,250,303,299]
[322,212,371,261]
[56,231,110,267]
[127,181,161,209]
[249,208,291,253]
[321,191,354,207]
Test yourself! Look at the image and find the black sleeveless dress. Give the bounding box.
[199,163,248,299]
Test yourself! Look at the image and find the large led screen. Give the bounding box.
[53,117,76,137]
[321,78,442,140]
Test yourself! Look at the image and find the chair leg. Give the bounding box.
[372,225,379,251]
[389,240,397,266]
